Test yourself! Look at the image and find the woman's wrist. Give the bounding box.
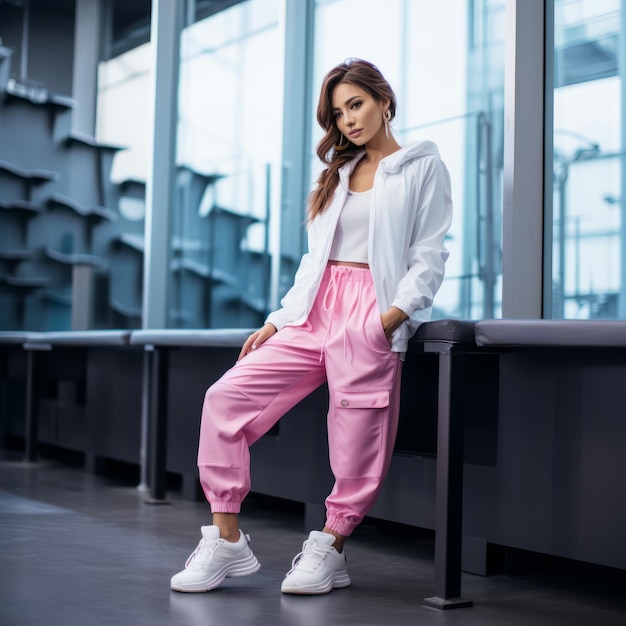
[382,306,408,334]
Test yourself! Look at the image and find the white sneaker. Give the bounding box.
[170,525,261,592]
[281,530,351,595]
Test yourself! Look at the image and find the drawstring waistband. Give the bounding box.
[318,264,372,363]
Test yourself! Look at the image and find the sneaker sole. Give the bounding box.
[281,571,351,595]
[171,554,261,593]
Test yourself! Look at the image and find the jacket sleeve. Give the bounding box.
[390,156,452,317]
[264,219,318,331]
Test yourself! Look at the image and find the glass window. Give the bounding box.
[97,0,284,330]
[97,43,151,185]
[175,0,283,328]
[96,43,152,328]
[311,0,506,320]
[98,0,508,329]
[551,0,623,319]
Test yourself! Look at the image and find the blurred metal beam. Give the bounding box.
[142,0,184,328]
[502,0,545,318]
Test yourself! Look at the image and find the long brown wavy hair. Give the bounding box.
[308,59,397,221]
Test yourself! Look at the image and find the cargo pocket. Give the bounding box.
[329,388,391,479]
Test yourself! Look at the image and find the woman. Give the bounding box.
[171,58,452,595]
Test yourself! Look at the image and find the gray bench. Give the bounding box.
[0,332,39,455]
[0,331,38,344]
[129,329,254,503]
[473,319,626,575]
[475,318,626,347]
[19,331,132,462]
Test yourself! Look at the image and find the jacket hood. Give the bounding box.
[380,140,441,174]
[339,140,441,182]
[339,140,439,185]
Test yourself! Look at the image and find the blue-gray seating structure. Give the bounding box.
[0,319,475,608]
[4,318,626,604]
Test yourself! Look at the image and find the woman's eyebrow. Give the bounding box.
[332,96,360,111]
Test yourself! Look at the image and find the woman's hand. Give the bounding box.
[380,306,408,339]
[238,323,277,361]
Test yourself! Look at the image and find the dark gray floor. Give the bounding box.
[1,452,626,626]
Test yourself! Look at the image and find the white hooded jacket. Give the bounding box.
[265,140,453,353]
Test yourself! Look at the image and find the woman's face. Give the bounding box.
[331,82,388,147]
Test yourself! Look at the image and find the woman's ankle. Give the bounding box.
[212,512,240,542]
[322,526,346,553]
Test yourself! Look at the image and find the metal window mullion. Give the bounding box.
[276,0,315,309]
[543,0,555,318]
[143,0,184,329]
[617,0,626,319]
[502,0,546,318]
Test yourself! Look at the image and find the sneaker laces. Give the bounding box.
[286,539,332,575]
[185,537,221,570]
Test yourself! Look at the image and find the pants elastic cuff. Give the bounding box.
[325,515,357,537]
[210,501,242,514]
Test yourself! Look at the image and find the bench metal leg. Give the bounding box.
[137,350,151,493]
[24,349,39,463]
[145,347,170,504]
[423,351,472,609]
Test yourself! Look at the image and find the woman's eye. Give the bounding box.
[351,101,362,109]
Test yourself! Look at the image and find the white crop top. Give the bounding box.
[328,188,371,264]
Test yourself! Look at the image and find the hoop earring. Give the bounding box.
[335,133,349,151]
[383,109,392,141]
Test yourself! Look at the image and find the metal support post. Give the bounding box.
[145,346,170,504]
[424,348,472,609]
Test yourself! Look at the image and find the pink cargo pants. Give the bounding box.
[197,264,402,537]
